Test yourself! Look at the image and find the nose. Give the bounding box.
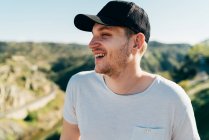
[88,37,101,49]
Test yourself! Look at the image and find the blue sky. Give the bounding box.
[0,0,209,45]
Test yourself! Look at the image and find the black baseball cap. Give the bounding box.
[74,0,150,43]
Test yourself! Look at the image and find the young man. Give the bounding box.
[60,1,200,140]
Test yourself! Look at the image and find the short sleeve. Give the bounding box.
[172,99,200,140]
[63,77,78,124]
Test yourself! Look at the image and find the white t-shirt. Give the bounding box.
[63,71,200,140]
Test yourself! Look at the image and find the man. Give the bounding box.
[60,1,200,140]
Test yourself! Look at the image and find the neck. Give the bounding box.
[103,64,152,95]
[106,64,143,80]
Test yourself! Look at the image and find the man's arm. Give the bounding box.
[60,119,80,140]
[172,101,200,140]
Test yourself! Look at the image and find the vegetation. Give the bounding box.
[24,111,38,122]
[172,41,209,82]
[0,39,209,139]
[192,88,209,140]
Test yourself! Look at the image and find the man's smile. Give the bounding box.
[95,53,105,58]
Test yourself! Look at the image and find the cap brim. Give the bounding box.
[74,14,118,32]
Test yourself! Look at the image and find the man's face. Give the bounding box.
[89,24,133,76]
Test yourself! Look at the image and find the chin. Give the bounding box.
[95,67,113,77]
[95,66,106,74]
[94,67,103,74]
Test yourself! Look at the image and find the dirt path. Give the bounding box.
[187,81,209,95]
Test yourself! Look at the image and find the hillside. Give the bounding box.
[0,41,191,90]
[190,84,209,140]
[174,39,209,82]
[0,56,54,113]
[0,55,64,140]
[0,40,209,139]
[0,42,90,70]
[51,41,192,90]
[143,41,191,77]
[184,40,209,140]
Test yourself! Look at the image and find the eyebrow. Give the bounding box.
[92,25,113,34]
[97,26,113,31]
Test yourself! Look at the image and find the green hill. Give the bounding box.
[192,87,209,140]
[0,56,54,113]
[172,40,209,82]
[143,41,191,76]
[0,41,191,90]
[51,41,191,90]
[0,40,208,139]
[0,55,64,140]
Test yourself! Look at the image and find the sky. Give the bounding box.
[0,0,209,45]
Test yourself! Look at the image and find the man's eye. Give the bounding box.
[101,33,111,38]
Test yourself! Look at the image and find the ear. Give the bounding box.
[134,33,145,49]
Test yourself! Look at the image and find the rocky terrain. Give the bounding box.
[0,55,64,140]
[0,40,208,139]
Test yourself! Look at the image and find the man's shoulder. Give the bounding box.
[156,75,182,91]
[155,75,191,106]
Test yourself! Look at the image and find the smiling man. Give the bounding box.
[60,1,200,140]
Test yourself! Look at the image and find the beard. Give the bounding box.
[95,40,131,77]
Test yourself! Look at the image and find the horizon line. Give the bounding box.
[1,38,206,46]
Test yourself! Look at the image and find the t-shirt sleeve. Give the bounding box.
[63,77,78,124]
[172,95,200,140]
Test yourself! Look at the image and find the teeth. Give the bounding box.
[95,53,105,58]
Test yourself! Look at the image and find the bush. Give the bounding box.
[24,112,38,122]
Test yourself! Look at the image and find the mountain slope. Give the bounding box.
[2,40,208,139]
[0,56,54,114]
[0,55,64,140]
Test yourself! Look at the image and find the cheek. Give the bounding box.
[108,47,127,62]
[104,37,130,57]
